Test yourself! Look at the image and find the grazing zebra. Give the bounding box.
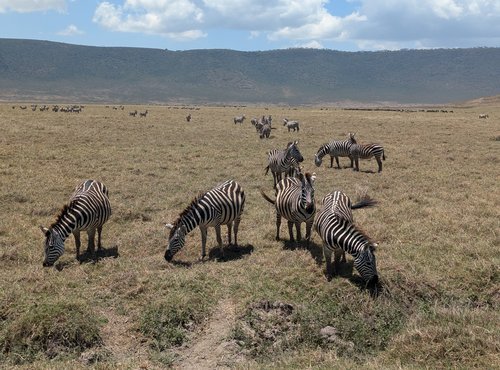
[479,114,489,119]
[314,133,356,169]
[260,172,316,244]
[164,179,245,262]
[265,140,304,188]
[350,142,386,172]
[129,110,137,117]
[40,180,112,267]
[234,115,246,124]
[139,110,148,117]
[314,190,379,291]
[283,118,300,132]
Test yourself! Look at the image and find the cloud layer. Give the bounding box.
[1,0,499,49]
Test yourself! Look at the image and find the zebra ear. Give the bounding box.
[40,226,50,236]
[311,172,317,183]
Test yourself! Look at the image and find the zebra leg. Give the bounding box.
[276,214,282,241]
[376,156,383,172]
[335,156,341,169]
[287,221,295,242]
[73,230,81,261]
[233,216,241,246]
[215,225,224,258]
[87,228,97,260]
[323,246,333,280]
[349,156,354,168]
[295,222,302,242]
[200,226,208,260]
[305,220,313,247]
[226,222,233,246]
[353,157,359,171]
[330,156,334,168]
[97,225,103,250]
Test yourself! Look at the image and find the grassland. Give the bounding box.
[0,102,498,369]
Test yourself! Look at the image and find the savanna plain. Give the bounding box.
[0,102,499,369]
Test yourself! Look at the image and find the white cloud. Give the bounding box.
[57,24,84,36]
[91,0,500,48]
[295,40,324,49]
[0,0,66,13]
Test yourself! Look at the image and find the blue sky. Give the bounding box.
[1,0,499,51]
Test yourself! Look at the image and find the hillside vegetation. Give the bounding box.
[1,39,499,104]
[0,103,498,369]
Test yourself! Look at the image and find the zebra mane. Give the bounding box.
[50,204,72,229]
[169,192,205,238]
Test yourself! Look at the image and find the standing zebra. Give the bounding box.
[260,172,316,244]
[265,140,304,188]
[259,121,272,139]
[314,133,356,169]
[234,115,246,124]
[165,179,245,262]
[40,180,112,266]
[314,190,379,290]
[350,142,386,172]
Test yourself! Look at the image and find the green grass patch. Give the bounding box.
[0,300,102,364]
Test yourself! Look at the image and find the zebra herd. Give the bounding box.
[41,130,385,294]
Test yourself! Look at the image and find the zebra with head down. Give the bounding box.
[314,190,379,294]
[164,179,245,262]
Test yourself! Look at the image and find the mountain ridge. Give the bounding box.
[1,38,499,104]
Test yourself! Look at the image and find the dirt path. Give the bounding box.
[97,307,156,368]
[173,298,244,369]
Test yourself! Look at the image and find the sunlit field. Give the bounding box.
[0,102,498,369]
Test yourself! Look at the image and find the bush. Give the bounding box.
[0,301,102,364]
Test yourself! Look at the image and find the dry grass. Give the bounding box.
[0,103,499,369]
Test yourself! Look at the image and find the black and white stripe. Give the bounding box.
[260,172,316,244]
[314,133,356,168]
[350,143,386,172]
[265,140,304,188]
[40,179,112,266]
[165,179,245,261]
[314,190,378,289]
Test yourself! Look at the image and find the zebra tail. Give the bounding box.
[383,150,386,160]
[351,197,378,209]
[259,188,275,205]
[264,166,270,176]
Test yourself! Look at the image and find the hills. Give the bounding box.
[0,38,499,104]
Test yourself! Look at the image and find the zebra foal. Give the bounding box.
[265,140,304,188]
[40,180,112,266]
[165,179,245,262]
[260,172,316,244]
[314,190,379,291]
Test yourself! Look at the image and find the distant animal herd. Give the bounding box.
[29,105,493,296]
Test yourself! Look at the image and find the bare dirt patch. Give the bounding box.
[173,299,245,369]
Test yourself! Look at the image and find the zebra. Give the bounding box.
[40,180,112,267]
[314,133,356,169]
[186,113,192,122]
[350,142,386,172]
[164,179,245,262]
[265,140,304,188]
[234,115,246,124]
[314,190,379,291]
[139,110,148,117]
[259,122,271,139]
[260,172,316,244]
[283,118,300,132]
[129,110,137,117]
